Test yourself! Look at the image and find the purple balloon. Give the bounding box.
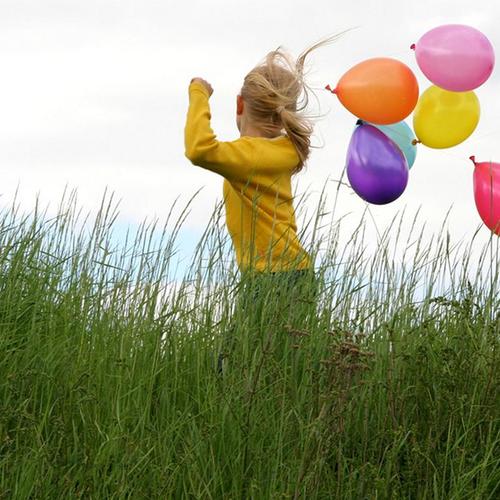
[346,124,409,205]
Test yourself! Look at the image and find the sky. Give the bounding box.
[1,0,499,275]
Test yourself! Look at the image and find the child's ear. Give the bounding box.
[236,95,244,115]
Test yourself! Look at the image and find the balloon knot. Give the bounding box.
[469,155,476,164]
[325,84,337,94]
[411,139,420,146]
[410,43,416,50]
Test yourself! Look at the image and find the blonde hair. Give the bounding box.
[240,34,342,174]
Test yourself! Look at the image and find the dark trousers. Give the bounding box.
[217,267,319,374]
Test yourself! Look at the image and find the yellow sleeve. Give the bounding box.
[184,82,255,182]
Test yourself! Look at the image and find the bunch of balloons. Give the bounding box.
[412,25,494,148]
[326,24,499,235]
[326,57,419,204]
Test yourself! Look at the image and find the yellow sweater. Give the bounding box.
[184,82,312,273]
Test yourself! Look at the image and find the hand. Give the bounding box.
[190,77,213,97]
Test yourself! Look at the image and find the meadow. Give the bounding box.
[0,188,498,499]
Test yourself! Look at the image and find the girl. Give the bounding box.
[184,37,336,374]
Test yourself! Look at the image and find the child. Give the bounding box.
[184,37,336,373]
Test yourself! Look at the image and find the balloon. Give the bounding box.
[412,24,495,92]
[413,86,480,149]
[358,119,417,168]
[346,124,409,205]
[330,58,419,125]
[471,157,500,235]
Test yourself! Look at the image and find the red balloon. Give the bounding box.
[471,157,500,235]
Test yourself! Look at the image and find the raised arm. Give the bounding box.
[184,82,255,182]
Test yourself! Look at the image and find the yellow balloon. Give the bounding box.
[413,86,480,149]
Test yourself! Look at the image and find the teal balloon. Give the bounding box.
[356,120,417,168]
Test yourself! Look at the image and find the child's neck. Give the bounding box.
[240,122,282,139]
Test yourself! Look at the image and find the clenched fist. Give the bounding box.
[190,77,213,97]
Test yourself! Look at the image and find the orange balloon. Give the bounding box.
[333,58,419,125]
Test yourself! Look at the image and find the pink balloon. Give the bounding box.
[471,157,500,235]
[412,25,495,92]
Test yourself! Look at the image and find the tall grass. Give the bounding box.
[0,185,498,499]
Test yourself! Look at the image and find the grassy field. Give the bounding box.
[0,190,498,499]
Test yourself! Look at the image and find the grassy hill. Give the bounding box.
[0,193,498,499]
